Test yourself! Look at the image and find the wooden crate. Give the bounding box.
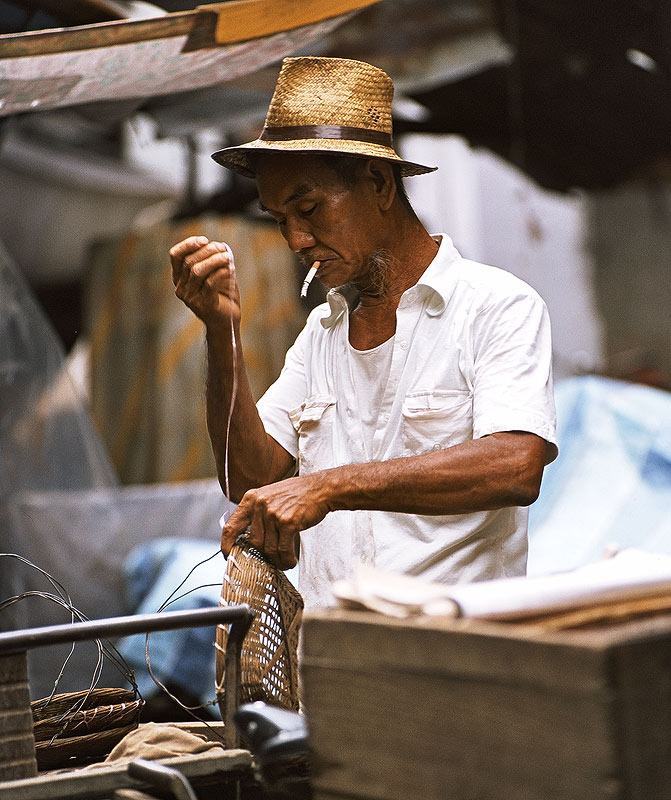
[0,652,37,782]
[300,609,671,800]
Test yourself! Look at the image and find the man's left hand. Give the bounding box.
[221,475,331,570]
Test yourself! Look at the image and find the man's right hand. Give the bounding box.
[169,236,241,329]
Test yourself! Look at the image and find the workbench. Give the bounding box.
[0,606,256,799]
[0,725,252,800]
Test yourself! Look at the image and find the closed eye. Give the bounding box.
[258,201,284,225]
[264,211,285,228]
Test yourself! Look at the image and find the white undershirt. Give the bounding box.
[348,336,395,455]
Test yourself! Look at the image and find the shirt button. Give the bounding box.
[383,413,390,423]
[399,340,409,350]
[432,443,441,451]
[346,407,352,417]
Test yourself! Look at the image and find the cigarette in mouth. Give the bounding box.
[300,261,321,298]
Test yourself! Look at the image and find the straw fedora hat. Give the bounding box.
[211,56,437,178]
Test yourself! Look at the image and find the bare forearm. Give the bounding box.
[170,235,292,497]
[205,327,290,500]
[318,432,546,516]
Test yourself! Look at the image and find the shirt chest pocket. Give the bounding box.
[401,389,473,455]
[289,395,337,473]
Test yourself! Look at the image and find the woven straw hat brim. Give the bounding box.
[212,56,437,179]
[211,138,437,179]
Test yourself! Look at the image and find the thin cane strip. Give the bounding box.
[133,547,230,744]
[142,560,229,722]
[222,242,238,522]
[1,555,139,710]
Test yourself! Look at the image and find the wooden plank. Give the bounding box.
[609,638,671,799]
[0,0,379,59]
[0,16,196,59]
[302,611,614,695]
[0,653,37,783]
[208,0,380,45]
[0,746,252,799]
[302,663,620,800]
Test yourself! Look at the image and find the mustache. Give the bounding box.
[298,249,396,297]
[298,253,324,269]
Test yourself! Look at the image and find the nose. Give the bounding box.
[284,218,316,254]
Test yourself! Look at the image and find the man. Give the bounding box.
[170,56,557,609]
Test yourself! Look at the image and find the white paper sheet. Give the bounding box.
[332,548,671,620]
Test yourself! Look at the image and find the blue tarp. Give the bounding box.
[117,538,225,708]
[529,375,671,575]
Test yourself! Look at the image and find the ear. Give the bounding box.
[364,158,396,211]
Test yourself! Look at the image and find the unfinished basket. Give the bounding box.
[31,687,142,769]
[215,543,303,712]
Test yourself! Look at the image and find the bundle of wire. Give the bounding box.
[0,553,139,731]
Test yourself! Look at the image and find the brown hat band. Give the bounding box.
[260,125,393,148]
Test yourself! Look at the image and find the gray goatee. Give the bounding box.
[366,249,396,297]
[337,249,396,299]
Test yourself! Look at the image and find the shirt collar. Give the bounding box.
[319,233,461,329]
[319,290,349,329]
[415,234,461,316]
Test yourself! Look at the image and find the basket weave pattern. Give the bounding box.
[215,544,303,711]
[31,688,142,769]
[266,57,393,134]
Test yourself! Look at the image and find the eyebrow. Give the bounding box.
[258,182,314,215]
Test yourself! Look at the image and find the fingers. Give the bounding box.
[276,531,299,571]
[169,235,207,284]
[221,505,250,556]
[221,491,299,571]
[250,507,298,571]
[170,237,239,324]
[170,237,232,289]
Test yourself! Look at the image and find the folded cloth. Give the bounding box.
[332,548,671,622]
[78,722,224,771]
[110,722,223,765]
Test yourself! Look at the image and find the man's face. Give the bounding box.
[255,152,385,291]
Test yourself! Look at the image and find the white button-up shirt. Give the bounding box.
[257,235,557,609]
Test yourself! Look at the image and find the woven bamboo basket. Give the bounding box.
[31,687,142,769]
[215,543,303,712]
